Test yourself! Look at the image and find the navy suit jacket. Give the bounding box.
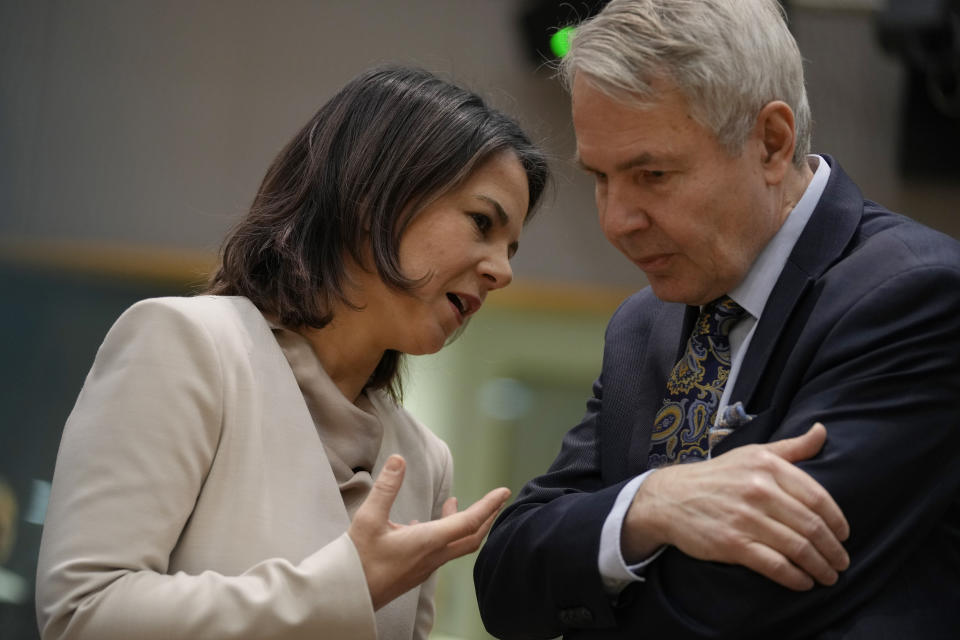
[474,159,960,639]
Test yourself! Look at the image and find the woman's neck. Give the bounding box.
[294,311,383,404]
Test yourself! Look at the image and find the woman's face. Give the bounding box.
[357,150,530,356]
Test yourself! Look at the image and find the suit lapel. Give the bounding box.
[619,301,698,477]
[729,261,812,408]
[675,305,699,361]
[719,157,865,448]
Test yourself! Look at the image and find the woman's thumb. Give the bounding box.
[363,455,406,520]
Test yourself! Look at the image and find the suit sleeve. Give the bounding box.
[624,262,960,637]
[35,299,378,640]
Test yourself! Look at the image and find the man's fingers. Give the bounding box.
[762,422,851,541]
[776,490,849,574]
[773,460,850,543]
[739,541,815,591]
[361,455,406,521]
[766,422,827,463]
[747,492,847,585]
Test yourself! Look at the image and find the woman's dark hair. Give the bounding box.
[206,65,550,399]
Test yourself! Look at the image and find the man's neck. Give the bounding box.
[779,158,817,224]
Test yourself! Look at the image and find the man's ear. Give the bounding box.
[754,100,796,185]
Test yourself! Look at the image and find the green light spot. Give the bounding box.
[549,26,575,58]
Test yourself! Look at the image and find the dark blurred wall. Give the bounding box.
[0,261,190,638]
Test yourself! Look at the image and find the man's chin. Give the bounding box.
[648,278,686,304]
[648,279,714,307]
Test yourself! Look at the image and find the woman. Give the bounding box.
[35,66,549,640]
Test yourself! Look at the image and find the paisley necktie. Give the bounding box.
[647,296,748,467]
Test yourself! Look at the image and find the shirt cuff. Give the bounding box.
[598,471,667,594]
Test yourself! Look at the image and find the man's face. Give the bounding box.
[572,74,783,305]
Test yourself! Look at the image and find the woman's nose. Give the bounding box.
[481,250,513,290]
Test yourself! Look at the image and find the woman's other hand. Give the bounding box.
[348,454,510,610]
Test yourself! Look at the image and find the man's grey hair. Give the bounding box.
[561,0,811,165]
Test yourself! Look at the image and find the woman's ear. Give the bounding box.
[754,100,796,185]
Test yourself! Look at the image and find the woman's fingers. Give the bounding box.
[419,487,510,548]
[441,496,458,518]
[399,488,510,571]
[349,477,509,610]
[439,504,504,562]
[359,455,406,524]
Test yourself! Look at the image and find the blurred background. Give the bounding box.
[2,0,958,638]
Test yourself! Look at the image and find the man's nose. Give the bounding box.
[602,184,650,240]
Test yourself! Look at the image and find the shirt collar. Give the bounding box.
[728,155,831,319]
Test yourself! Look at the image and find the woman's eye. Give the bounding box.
[470,213,493,233]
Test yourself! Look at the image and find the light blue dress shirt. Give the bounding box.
[598,156,832,592]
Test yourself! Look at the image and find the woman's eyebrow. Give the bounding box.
[475,195,509,226]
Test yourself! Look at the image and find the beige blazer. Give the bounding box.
[35,296,453,640]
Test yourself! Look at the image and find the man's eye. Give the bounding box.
[644,170,667,182]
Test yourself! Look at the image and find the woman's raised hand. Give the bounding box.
[348,455,510,610]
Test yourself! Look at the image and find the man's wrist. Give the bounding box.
[598,472,658,593]
[621,468,668,563]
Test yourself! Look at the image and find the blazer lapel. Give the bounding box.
[242,300,354,539]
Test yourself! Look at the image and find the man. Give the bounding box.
[473,1,960,638]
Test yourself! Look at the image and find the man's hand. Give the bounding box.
[348,455,511,610]
[623,423,850,591]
